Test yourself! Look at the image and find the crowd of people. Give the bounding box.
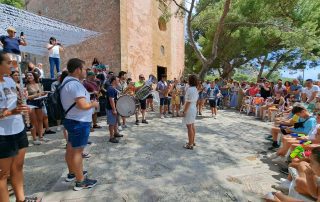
[2,25,320,202]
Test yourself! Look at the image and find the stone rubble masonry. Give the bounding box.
[26,0,185,81]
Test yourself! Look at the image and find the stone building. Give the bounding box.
[26,0,185,81]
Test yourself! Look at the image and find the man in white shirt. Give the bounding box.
[61,58,99,191]
[302,79,319,104]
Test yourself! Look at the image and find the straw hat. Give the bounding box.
[7,26,16,33]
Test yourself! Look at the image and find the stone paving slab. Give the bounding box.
[11,109,284,202]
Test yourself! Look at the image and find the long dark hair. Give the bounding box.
[26,71,40,83]
[49,37,56,45]
[60,70,69,83]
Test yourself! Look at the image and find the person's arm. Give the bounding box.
[109,97,117,115]
[0,105,29,119]
[47,43,55,50]
[75,97,97,110]
[305,165,319,199]
[307,90,318,103]
[19,37,27,46]
[273,192,304,202]
[183,102,191,115]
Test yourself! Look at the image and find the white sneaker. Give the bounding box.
[118,126,123,131]
[33,140,41,145]
[40,137,51,142]
[122,124,128,129]
[271,156,286,163]
[160,115,164,119]
[214,115,217,119]
[268,153,279,159]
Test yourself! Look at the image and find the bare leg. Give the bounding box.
[109,125,115,139]
[186,124,193,145]
[65,143,74,174]
[29,109,38,140]
[92,113,98,126]
[191,123,196,145]
[10,148,26,201]
[0,157,13,202]
[71,147,85,182]
[43,114,50,131]
[35,109,44,138]
[141,109,146,120]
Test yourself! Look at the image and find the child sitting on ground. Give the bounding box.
[252,94,264,117]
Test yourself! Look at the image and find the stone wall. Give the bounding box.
[26,0,121,76]
[26,0,185,81]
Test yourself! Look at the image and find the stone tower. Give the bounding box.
[26,0,185,81]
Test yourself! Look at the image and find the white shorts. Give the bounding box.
[8,53,21,63]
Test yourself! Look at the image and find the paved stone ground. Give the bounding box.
[12,109,286,202]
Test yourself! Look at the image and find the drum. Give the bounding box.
[116,95,137,117]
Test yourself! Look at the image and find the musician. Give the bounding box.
[0,51,35,202]
[157,74,169,119]
[117,71,128,130]
[83,71,101,131]
[0,27,27,69]
[134,74,149,125]
[106,76,123,143]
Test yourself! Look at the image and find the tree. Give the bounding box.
[318,73,320,80]
[184,0,320,79]
[0,0,24,8]
[172,0,232,79]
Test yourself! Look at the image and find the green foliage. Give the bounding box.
[185,0,320,78]
[0,0,24,8]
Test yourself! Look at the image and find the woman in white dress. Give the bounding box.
[182,75,199,150]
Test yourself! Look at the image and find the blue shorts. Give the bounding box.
[160,97,168,106]
[63,119,91,148]
[107,110,117,126]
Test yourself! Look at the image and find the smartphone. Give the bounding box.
[20,32,24,37]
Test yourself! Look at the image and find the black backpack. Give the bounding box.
[46,79,79,121]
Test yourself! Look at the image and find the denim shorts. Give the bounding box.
[107,110,117,126]
[63,119,91,148]
[160,97,168,106]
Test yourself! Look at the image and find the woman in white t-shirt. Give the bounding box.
[0,51,38,202]
[182,75,199,150]
[47,37,63,79]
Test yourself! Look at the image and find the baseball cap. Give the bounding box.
[87,71,95,76]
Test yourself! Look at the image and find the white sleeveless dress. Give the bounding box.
[182,86,199,125]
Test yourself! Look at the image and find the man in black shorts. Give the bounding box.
[134,74,148,125]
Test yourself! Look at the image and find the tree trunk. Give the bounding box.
[221,62,233,79]
[257,62,265,82]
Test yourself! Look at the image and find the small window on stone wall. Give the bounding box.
[160,45,165,56]
[158,17,167,31]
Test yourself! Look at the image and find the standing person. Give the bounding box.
[117,71,128,129]
[0,27,27,70]
[106,76,123,143]
[134,74,148,125]
[0,51,38,202]
[47,37,63,79]
[178,79,186,107]
[61,58,99,191]
[182,75,199,150]
[83,71,101,131]
[207,81,220,118]
[273,79,287,96]
[196,81,206,116]
[157,75,168,119]
[26,72,47,145]
[290,79,302,102]
[171,79,181,117]
[230,81,239,108]
[260,80,272,99]
[237,82,247,110]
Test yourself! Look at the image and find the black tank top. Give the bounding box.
[273,98,280,104]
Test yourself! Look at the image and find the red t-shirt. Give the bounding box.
[248,87,259,96]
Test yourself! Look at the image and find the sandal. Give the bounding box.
[93,125,102,129]
[23,196,39,202]
[186,142,196,146]
[183,143,193,150]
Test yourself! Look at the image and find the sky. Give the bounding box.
[281,66,320,81]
